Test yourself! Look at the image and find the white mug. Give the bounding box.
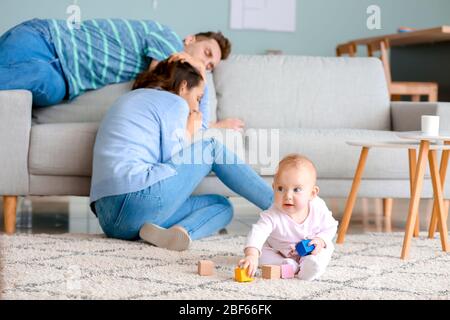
[421,115,440,136]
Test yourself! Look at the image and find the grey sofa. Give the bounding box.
[2,54,450,234]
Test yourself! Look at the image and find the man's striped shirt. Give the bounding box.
[48,19,183,100]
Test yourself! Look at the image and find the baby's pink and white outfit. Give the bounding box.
[245,196,338,281]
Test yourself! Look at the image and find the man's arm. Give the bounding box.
[148,59,159,72]
[209,118,245,131]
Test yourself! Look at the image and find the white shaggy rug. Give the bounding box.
[0,232,449,300]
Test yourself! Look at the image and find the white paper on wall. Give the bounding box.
[230,0,296,32]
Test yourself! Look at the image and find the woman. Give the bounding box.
[90,58,273,251]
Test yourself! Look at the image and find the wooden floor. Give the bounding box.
[1,196,447,236]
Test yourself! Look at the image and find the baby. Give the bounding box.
[238,153,338,281]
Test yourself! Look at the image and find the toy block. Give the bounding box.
[198,260,214,276]
[280,264,295,279]
[295,239,315,257]
[234,267,254,282]
[261,265,281,280]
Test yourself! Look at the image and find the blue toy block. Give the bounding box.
[295,239,315,256]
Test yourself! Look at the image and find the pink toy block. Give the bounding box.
[281,264,295,279]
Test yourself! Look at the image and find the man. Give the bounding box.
[0,18,244,130]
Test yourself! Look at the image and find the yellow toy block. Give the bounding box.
[234,267,254,282]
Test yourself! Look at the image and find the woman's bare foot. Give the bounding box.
[139,223,191,251]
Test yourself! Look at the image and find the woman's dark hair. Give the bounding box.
[132,59,203,93]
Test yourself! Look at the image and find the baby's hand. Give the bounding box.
[238,255,259,277]
[308,237,326,255]
[288,244,299,258]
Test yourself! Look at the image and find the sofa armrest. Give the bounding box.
[391,101,450,131]
[0,90,32,195]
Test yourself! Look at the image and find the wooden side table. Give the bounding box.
[396,132,450,259]
[336,138,450,259]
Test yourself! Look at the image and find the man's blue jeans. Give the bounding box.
[0,19,67,107]
[95,138,274,241]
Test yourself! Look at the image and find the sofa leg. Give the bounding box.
[3,196,17,235]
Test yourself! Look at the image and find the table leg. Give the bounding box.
[408,149,420,237]
[429,199,450,237]
[428,150,450,252]
[401,141,429,259]
[337,147,369,244]
[428,143,450,239]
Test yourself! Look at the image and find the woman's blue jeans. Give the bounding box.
[95,138,274,241]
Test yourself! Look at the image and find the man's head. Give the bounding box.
[184,31,231,71]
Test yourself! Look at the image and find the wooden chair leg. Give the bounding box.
[3,195,17,235]
[402,141,429,259]
[329,198,340,216]
[361,198,370,230]
[337,147,369,244]
[428,150,450,252]
[411,95,421,102]
[383,198,393,232]
[428,89,438,102]
[383,198,393,218]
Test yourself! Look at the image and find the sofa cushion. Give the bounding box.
[28,124,437,197]
[28,123,413,180]
[32,72,217,124]
[29,122,99,176]
[244,128,416,179]
[214,55,390,130]
[33,82,132,124]
[28,123,243,177]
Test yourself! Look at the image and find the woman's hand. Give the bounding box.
[169,52,206,80]
[186,110,203,140]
